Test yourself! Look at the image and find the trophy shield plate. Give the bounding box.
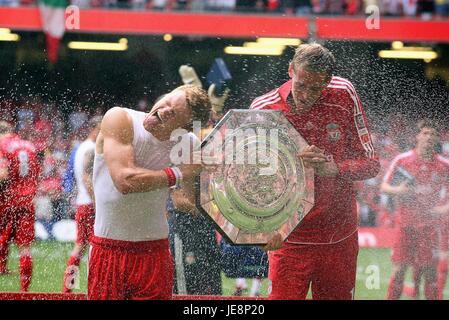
[196,110,314,245]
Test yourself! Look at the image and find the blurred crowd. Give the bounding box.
[1,97,449,232]
[0,0,448,18]
[0,98,104,237]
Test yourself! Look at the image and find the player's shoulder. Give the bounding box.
[103,106,129,119]
[102,107,132,132]
[328,76,356,88]
[327,76,359,97]
[249,87,282,110]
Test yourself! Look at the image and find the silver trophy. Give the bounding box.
[196,110,315,245]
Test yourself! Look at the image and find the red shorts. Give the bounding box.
[440,229,448,253]
[0,204,35,247]
[75,204,95,246]
[439,218,449,252]
[88,236,174,300]
[269,232,359,300]
[392,226,439,267]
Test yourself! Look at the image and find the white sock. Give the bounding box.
[250,278,262,296]
[236,278,247,289]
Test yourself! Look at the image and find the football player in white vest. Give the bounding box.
[88,85,211,300]
[63,116,102,294]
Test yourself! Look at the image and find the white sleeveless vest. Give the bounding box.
[74,139,95,206]
[93,108,183,241]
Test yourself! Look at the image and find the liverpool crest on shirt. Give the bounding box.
[326,123,342,142]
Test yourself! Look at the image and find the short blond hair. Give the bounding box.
[175,84,211,128]
[291,43,336,77]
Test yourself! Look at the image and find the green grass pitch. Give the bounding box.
[0,241,447,299]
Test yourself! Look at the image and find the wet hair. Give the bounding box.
[175,84,211,129]
[291,43,336,77]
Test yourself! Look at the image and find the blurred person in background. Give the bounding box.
[0,121,41,291]
[375,134,401,227]
[382,119,449,300]
[166,65,225,296]
[63,116,102,293]
[355,132,382,227]
[436,181,449,299]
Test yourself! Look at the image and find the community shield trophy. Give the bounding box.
[196,110,315,245]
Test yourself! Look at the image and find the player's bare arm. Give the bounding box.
[100,107,174,194]
[380,181,411,196]
[100,107,202,194]
[83,148,95,202]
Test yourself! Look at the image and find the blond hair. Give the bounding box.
[291,43,336,77]
[175,84,211,128]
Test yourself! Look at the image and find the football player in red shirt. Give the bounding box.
[381,120,449,300]
[437,211,449,299]
[253,43,380,300]
[0,121,41,291]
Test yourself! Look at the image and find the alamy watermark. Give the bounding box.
[365,265,381,290]
[365,5,380,30]
[64,265,80,290]
[65,5,80,31]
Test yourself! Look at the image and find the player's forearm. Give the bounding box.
[113,167,169,194]
[336,158,380,181]
[380,182,403,195]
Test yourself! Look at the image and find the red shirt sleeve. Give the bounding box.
[335,86,380,181]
